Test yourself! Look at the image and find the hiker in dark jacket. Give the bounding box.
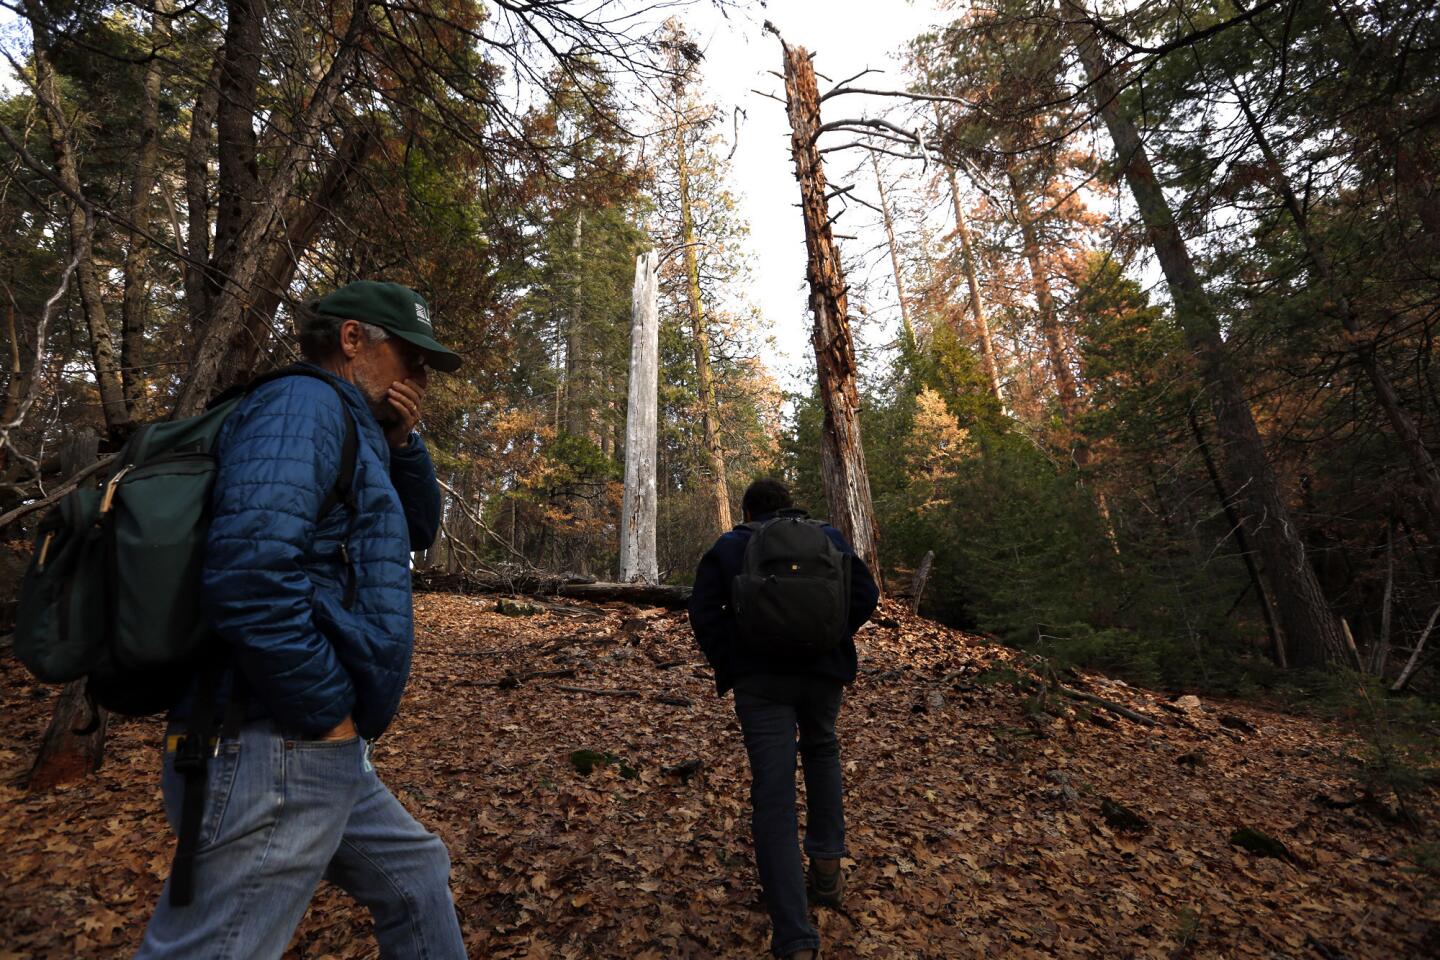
[689,478,880,960]
[137,282,467,959]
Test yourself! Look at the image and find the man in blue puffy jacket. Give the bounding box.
[689,479,879,960]
[138,281,467,958]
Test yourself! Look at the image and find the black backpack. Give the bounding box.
[732,509,851,658]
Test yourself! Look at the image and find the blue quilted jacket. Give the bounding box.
[200,365,440,739]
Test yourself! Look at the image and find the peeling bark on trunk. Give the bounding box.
[27,6,130,444]
[773,33,883,590]
[1065,1,1346,667]
[675,106,731,534]
[945,165,1004,404]
[120,0,170,416]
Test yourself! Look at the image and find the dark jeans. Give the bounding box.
[733,679,847,958]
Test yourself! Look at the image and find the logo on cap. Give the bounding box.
[415,301,432,333]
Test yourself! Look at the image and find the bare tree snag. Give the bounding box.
[25,4,131,444]
[673,81,731,534]
[620,251,660,583]
[910,549,934,614]
[870,151,915,346]
[1065,0,1347,667]
[770,26,884,590]
[210,0,264,299]
[1392,602,1440,692]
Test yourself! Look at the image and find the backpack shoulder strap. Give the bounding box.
[317,408,357,520]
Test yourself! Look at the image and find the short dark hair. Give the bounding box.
[742,478,792,518]
[296,305,388,363]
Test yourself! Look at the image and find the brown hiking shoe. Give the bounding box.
[808,858,844,908]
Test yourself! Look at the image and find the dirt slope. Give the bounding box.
[1,595,1436,958]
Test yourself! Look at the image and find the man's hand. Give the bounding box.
[384,377,424,449]
[321,715,357,740]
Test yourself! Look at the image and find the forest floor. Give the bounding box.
[2,594,1438,959]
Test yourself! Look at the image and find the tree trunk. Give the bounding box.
[1065,0,1346,667]
[210,0,265,298]
[620,251,659,584]
[27,428,105,789]
[120,0,170,416]
[174,0,367,417]
[773,31,883,590]
[184,58,222,327]
[27,5,131,445]
[1189,407,1286,668]
[675,105,732,534]
[1008,168,1080,426]
[26,680,108,791]
[945,165,1004,404]
[871,151,915,347]
[563,210,586,438]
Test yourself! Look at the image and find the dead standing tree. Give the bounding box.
[767,24,883,589]
[620,250,660,584]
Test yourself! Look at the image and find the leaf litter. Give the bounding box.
[2,594,1437,958]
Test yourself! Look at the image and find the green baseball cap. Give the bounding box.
[308,280,463,373]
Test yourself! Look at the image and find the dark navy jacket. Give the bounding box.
[688,513,880,694]
[199,365,440,739]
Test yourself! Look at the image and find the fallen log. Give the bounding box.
[557,685,642,698]
[475,667,578,689]
[556,686,693,708]
[1057,685,1160,727]
[413,571,691,609]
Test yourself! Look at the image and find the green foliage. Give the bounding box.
[1278,671,1440,818]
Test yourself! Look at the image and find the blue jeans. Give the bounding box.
[136,719,466,959]
[733,681,847,958]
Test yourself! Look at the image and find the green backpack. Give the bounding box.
[14,366,357,716]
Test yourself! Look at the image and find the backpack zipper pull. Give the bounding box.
[99,464,135,515]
